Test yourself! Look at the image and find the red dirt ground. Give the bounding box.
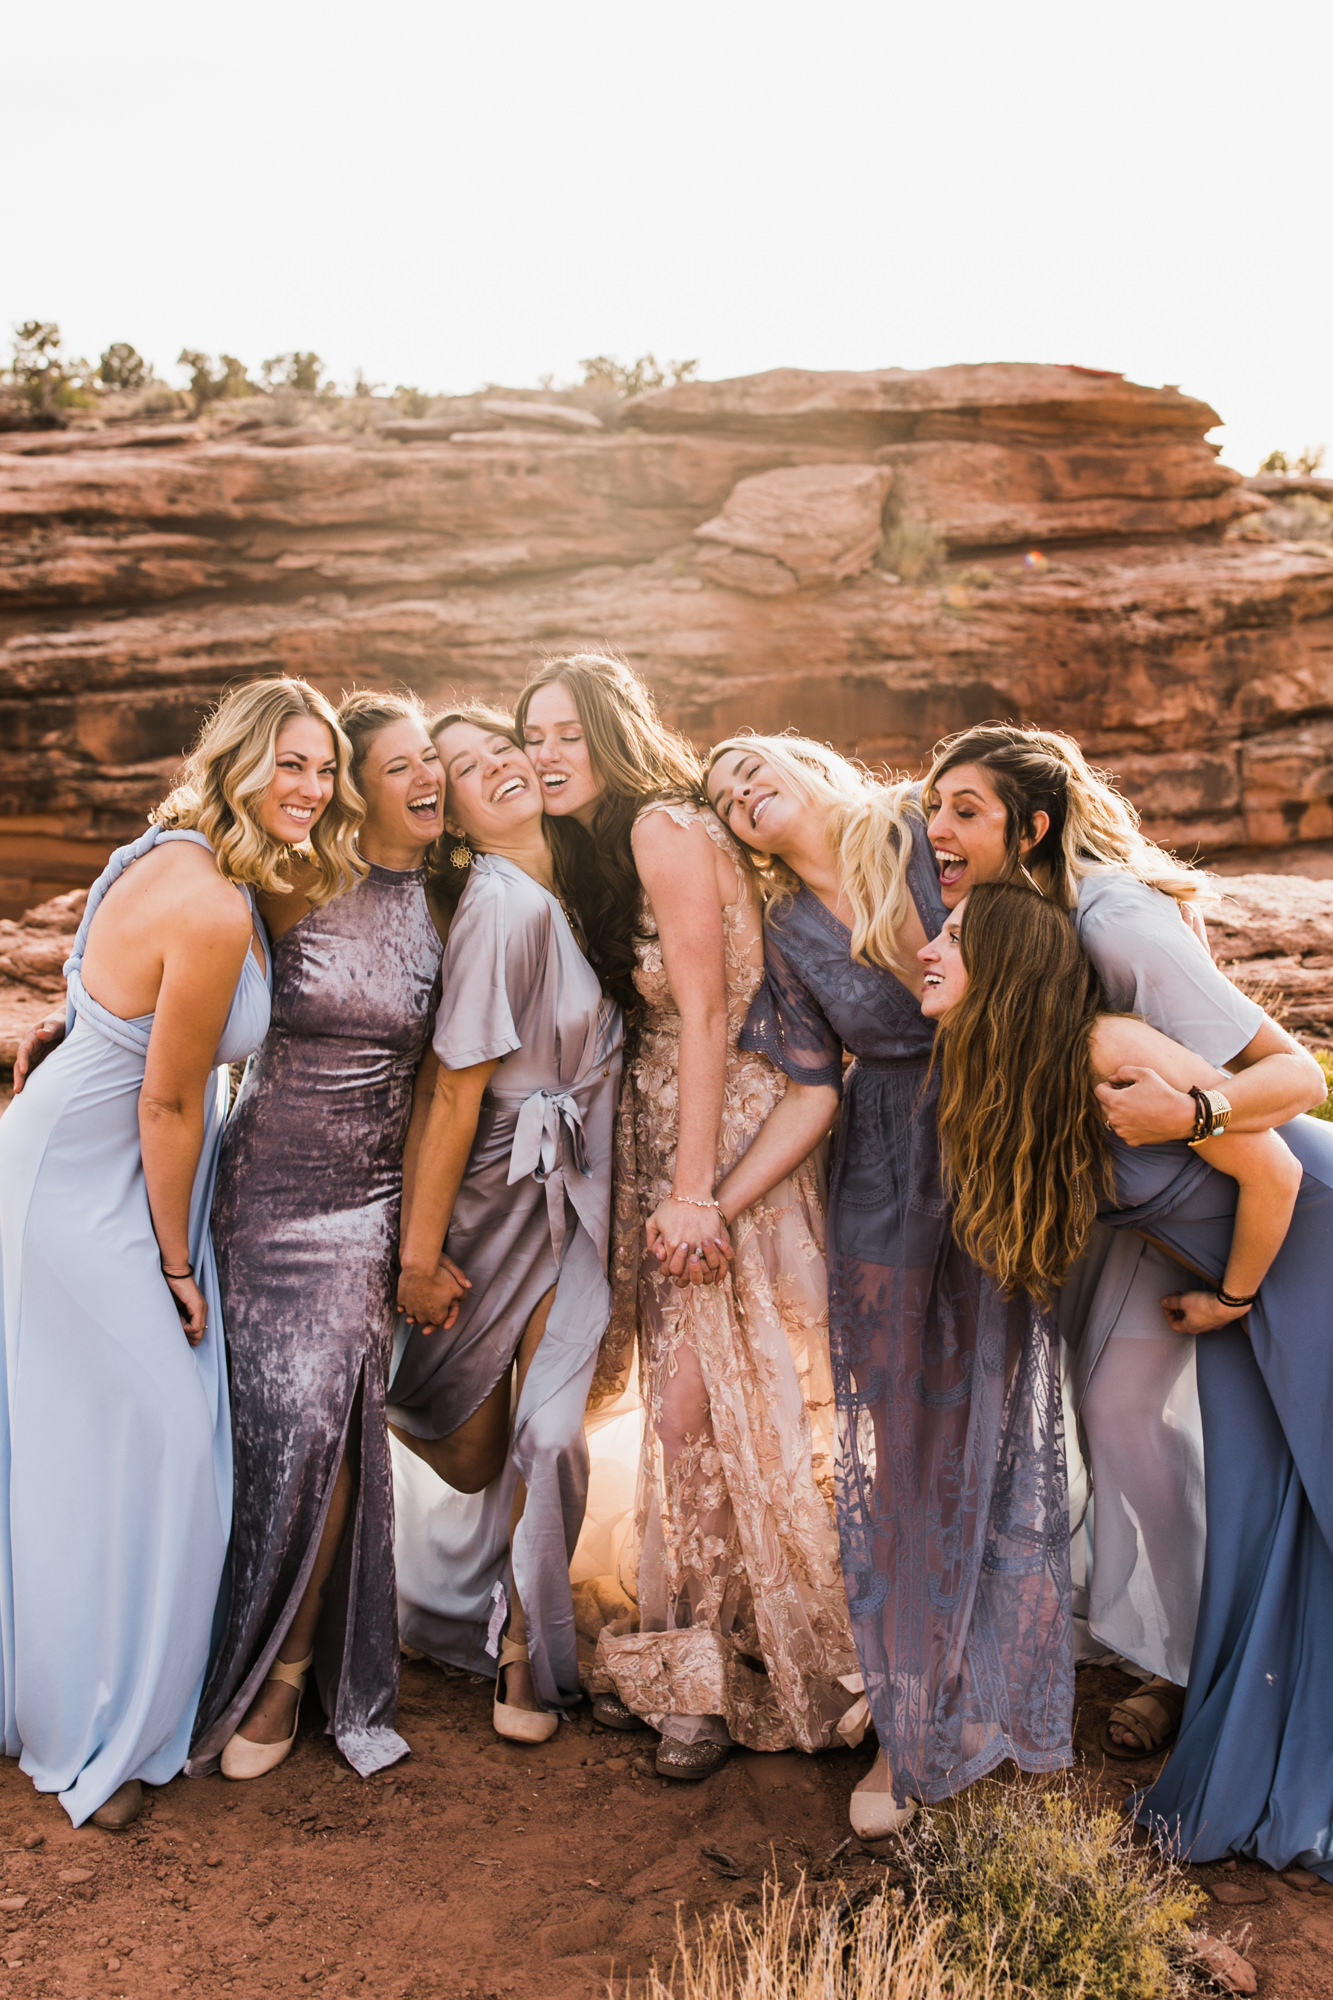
[0,1663,1328,2000]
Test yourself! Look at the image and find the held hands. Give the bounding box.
[1160,1290,1250,1336]
[399,1253,472,1335]
[646,1196,734,1289]
[13,1012,66,1093]
[1095,1066,1196,1147]
[164,1271,209,1346]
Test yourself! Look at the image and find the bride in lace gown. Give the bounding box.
[517,657,857,1777]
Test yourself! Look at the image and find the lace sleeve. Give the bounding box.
[739,915,844,1094]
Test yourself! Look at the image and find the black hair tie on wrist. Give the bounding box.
[1216,1285,1257,1309]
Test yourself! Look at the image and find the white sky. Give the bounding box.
[4,0,1329,474]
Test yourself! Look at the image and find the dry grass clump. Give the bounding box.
[905,1778,1206,2000]
[626,1876,1013,2000]
[624,1778,1208,2000]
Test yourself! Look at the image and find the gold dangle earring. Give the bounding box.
[450,836,473,870]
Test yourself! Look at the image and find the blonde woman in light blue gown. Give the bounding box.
[0,677,362,1830]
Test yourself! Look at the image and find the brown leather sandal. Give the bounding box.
[1099,1676,1186,1760]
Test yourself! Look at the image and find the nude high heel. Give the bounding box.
[493,1636,559,1745]
[849,1751,917,1839]
[221,1651,314,1780]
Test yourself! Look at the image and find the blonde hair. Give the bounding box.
[706,733,920,975]
[153,677,365,903]
[924,723,1210,909]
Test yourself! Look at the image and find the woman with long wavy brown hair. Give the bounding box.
[925,721,1325,1756]
[517,657,854,1782]
[921,882,1332,1882]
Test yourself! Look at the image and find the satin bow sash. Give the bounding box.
[507,1086,594,1265]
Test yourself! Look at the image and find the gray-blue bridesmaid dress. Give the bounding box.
[188,862,442,1778]
[1099,1116,1333,1877]
[0,826,270,1825]
[740,811,1074,1804]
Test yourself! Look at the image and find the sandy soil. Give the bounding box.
[0,1663,1329,2000]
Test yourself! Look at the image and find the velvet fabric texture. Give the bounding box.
[189,863,441,1778]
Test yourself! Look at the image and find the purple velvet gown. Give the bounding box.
[188,863,442,1778]
[740,812,1074,1803]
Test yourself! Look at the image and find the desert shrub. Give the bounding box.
[178,350,255,411]
[98,342,148,391]
[879,515,947,585]
[906,1779,1206,2000]
[393,384,433,417]
[626,1876,1013,2000]
[262,351,326,394]
[6,321,97,411]
[579,353,699,399]
[1260,445,1326,476]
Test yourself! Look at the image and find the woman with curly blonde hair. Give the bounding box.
[0,675,356,1830]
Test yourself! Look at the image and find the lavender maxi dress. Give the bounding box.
[740,818,1074,1802]
[189,863,442,1778]
[387,856,623,1710]
[0,827,270,1824]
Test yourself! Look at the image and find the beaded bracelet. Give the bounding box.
[671,1192,731,1232]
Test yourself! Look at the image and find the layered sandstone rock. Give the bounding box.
[3,360,1332,918]
[6,873,1332,1077]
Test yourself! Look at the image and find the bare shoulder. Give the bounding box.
[152,843,254,944]
[631,806,718,875]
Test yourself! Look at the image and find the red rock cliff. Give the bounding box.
[4,361,1331,918]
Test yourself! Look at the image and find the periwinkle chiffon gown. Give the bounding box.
[0,826,270,1825]
[388,855,623,1710]
[740,812,1074,1803]
[188,862,442,1778]
[1098,1117,1333,1877]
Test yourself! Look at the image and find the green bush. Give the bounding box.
[178,349,255,411]
[906,1779,1205,2000]
[579,353,699,399]
[98,342,148,391]
[6,321,97,411]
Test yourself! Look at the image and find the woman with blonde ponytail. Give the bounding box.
[705,735,1073,1839]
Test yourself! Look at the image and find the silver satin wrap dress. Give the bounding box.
[0,827,270,1825]
[388,855,623,1711]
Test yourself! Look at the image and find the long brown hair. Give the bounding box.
[514,654,702,1013]
[337,688,429,784]
[924,722,1208,910]
[935,882,1112,1305]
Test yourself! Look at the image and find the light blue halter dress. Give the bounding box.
[0,826,271,1825]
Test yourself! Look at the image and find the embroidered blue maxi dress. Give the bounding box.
[0,826,270,1824]
[1099,1117,1333,1877]
[740,816,1074,1803]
